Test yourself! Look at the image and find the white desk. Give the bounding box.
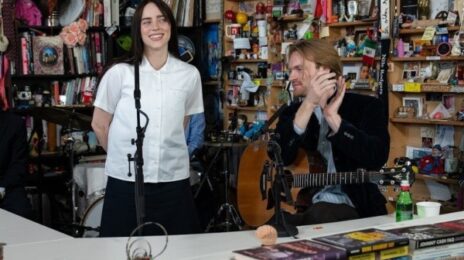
[3,211,464,259]
[0,209,71,246]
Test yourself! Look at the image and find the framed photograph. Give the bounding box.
[33,36,64,75]
[402,62,420,80]
[402,96,423,117]
[205,0,221,21]
[443,95,455,113]
[357,0,373,19]
[343,64,362,82]
[406,146,432,159]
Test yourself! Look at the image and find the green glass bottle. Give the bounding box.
[396,180,413,222]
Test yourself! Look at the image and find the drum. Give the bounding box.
[72,163,107,222]
[80,196,104,237]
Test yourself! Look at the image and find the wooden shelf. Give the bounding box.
[225,105,267,112]
[399,25,460,35]
[203,80,220,85]
[391,56,464,62]
[231,59,268,63]
[415,173,460,185]
[12,73,99,80]
[328,20,375,27]
[390,117,464,126]
[279,15,308,22]
[204,19,221,24]
[340,57,381,62]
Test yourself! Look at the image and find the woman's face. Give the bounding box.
[140,2,171,54]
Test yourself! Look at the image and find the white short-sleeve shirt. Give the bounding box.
[94,54,204,182]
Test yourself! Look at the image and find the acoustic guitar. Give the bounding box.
[236,140,412,227]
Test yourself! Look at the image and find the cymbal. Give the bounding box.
[32,107,92,130]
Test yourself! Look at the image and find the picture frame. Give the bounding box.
[442,94,455,113]
[403,96,423,117]
[357,0,373,19]
[205,0,222,21]
[402,62,420,80]
[406,145,432,159]
[343,63,362,82]
[33,36,64,75]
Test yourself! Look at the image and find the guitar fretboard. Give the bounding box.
[293,171,383,188]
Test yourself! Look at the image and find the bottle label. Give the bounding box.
[396,210,413,221]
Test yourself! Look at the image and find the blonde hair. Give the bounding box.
[287,39,342,77]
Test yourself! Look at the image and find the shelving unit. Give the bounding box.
[386,3,464,212]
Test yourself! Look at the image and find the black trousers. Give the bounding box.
[100,177,201,237]
[0,187,32,219]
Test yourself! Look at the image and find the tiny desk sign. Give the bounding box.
[33,36,64,75]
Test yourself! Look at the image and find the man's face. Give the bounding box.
[288,52,319,97]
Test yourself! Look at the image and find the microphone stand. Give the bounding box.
[267,140,298,237]
[127,61,149,235]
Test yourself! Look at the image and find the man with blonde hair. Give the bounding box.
[275,39,389,225]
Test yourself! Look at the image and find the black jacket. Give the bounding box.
[275,93,389,218]
[0,110,28,189]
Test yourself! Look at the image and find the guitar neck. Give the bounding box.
[293,171,378,188]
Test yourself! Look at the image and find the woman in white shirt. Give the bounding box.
[92,0,203,237]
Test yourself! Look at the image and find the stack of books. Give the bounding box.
[313,228,410,260]
[387,219,464,259]
[233,219,464,259]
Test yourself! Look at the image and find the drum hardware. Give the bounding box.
[204,142,243,232]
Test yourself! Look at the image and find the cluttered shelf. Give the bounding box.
[391,56,464,62]
[328,20,375,27]
[340,57,381,62]
[278,15,308,22]
[224,105,267,112]
[12,74,99,80]
[414,173,460,185]
[390,117,464,127]
[399,25,460,35]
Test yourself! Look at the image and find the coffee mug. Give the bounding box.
[225,24,242,38]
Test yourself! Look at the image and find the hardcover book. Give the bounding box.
[387,223,464,250]
[33,36,64,75]
[313,228,409,256]
[233,239,346,260]
[349,245,409,260]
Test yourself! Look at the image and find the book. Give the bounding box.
[410,242,464,259]
[387,223,464,250]
[434,219,464,232]
[313,228,409,256]
[32,36,64,75]
[233,239,346,260]
[349,245,409,260]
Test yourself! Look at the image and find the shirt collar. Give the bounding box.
[140,54,172,73]
[314,106,323,124]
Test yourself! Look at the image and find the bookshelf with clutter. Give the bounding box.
[387,0,464,214]
[1,0,215,230]
[221,0,384,141]
[0,0,463,249]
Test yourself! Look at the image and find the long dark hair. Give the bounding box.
[130,0,180,64]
